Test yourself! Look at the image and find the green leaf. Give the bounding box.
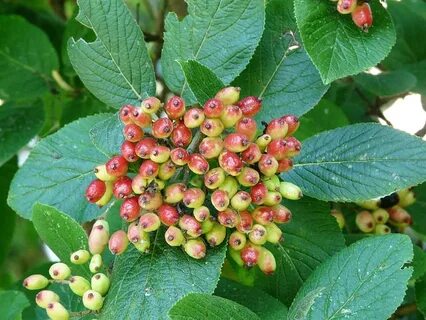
[0,15,58,100]
[410,182,426,235]
[169,293,259,320]
[161,0,265,104]
[253,197,345,306]
[8,114,113,222]
[289,234,413,320]
[0,101,45,166]
[234,0,328,119]
[68,0,155,108]
[32,203,90,277]
[295,99,349,141]
[412,245,426,281]
[215,279,288,320]
[294,0,396,84]
[90,113,124,156]
[354,71,417,97]
[99,237,227,320]
[417,274,426,317]
[283,124,426,202]
[179,60,224,105]
[0,290,30,320]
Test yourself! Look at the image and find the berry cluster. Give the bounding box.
[334,0,373,32]
[23,234,111,319]
[85,87,303,275]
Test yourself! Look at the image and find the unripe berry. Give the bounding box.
[215,86,241,106]
[46,302,69,320]
[241,143,262,164]
[399,191,416,207]
[150,145,171,163]
[82,290,104,311]
[372,208,389,224]
[265,223,283,243]
[165,96,186,119]
[158,204,179,226]
[263,175,280,191]
[330,209,345,229]
[356,199,379,210]
[258,154,279,177]
[236,211,254,233]
[135,137,157,159]
[188,154,209,175]
[224,133,250,153]
[204,167,226,189]
[199,137,224,159]
[229,231,247,250]
[179,214,202,238]
[250,183,268,205]
[36,290,60,308]
[256,134,272,152]
[69,276,90,296]
[171,121,192,148]
[266,118,288,139]
[252,206,275,225]
[281,115,300,136]
[92,218,110,240]
[355,211,375,233]
[95,181,113,207]
[120,141,138,162]
[279,181,303,200]
[91,273,110,296]
[139,213,161,232]
[94,164,116,182]
[273,204,292,224]
[170,147,190,166]
[212,189,230,211]
[184,239,206,259]
[164,183,186,204]
[237,96,262,117]
[106,156,128,177]
[237,167,260,187]
[240,243,261,267]
[120,104,135,124]
[86,179,106,203]
[258,247,276,275]
[109,230,129,255]
[193,206,210,222]
[218,208,239,228]
[141,96,161,114]
[277,158,293,173]
[70,249,90,265]
[219,151,243,176]
[165,226,185,246]
[49,263,71,280]
[152,117,173,139]
[139,159,159,179]
[201,217,215,234]
[123,123,144,142]
[132,229,151,253]
[89,254,103,273]
[184,108,205,128]
[388,207,412,226]
[352,3,373,32]
[204,98,224,118]
[131,175,148,194]
[236,117,257,141]
[131,108,152,128]
[231,191,252,211]
[249,224,268,245]
[263,191,282,206]
[113,176,133,199]
[201,118,225,137]
[119,196,140,222]
[375,224,391,235]
[220,105,243,128]
[205,223,227,247]
[229,248,244,267]
[337,0,357,14]
[127,221,142,243]
[183,188,205,208]
[23,274,49,290]
[218,176,239,198]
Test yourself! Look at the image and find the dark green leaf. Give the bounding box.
[8,114,113,222]
[68,0,155,108]
[179,60,224,105]
[161,0,265,104]
[284,124,426,202]
[289,234,413,320]
[169,293,259,320]
[0,290,30,320]
[99,236,227,320]
[0,15,58,100]
[417,274,426,317]
[294,0,396,84]
[89,113,124,156]
[215,279,288,320]
[410,182,426,235]
[354,71,417,97]
[235,0,328,120]
[412,245,426,281]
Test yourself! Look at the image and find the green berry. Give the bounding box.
[91,273,110,296]
[279,182,302,200]
[184,239,206,259]
[49,263,71,280]
[248,224,268,245]
[265,223,283,244]
[89,254,103,273]
[262,175,280,191]
[205,223,227,247]
[228,231,246,251]
[165,226,185,247]
[46,302,69,320]
[70,249,91,265]
[372,208,389,224]
[375,224,391,235]
[35,290,60,308]
[258,247,276,275]
[69,276,90,296]
[23,274,49,290]
[355,211,375,233]
[82,290,104,311]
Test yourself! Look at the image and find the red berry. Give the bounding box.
[266,139,287,160]
[218,151,243,176]
[203,98,224,118]
[218,208,239,228]
[236,117,257,141]
[237,96,262,117]
[273,204,292,224]
[211,189,230,211]
[200,118,224,137]
[224,133,250,153]
[113,176,133,199]
[171,121,192,147]
[165,96,186,120]
[157,204,179,226]
[352,3,373,32]
[236,211,254,233]
[106,156,128,177]
[240,243,260,267]
[120,196,140,222]
[252,206,275,225]
[123,124,144,142]
[138,159,159,179]
[281,115,299,136]
[258,154,279,177]
[250,183,268,205]
[86,179,106,203]
[183,108,205,128]
[220,105,243,128]
[131,108,152,128]
[121,141,138,162]
[241,143,262,164]
[120,105,135,124]
[266,118,288,139]
[135,137,157,159]
[179,214,202,238]
[199,137,224,159]
[170,147,190,166]
[109,230,128,255]
[337,0,357,14]
[188,154,209,174]
[277,158,293,173]
[152,117,173,139]
[237,167,260,187]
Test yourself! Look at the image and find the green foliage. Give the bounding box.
[0,290,30,320]
[354,71,417,97]
[417,274,426,317]
[410,182,426,235]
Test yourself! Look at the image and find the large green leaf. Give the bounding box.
[161,0,265,104]
[0,101,45,166]
[294,0,396,84]
[253,197,345,306]
[0,290,30,320]
[354,71,417,97]
[8,114,113,222]
[0,15,58,100]
[99,236,227,320]
[89,113,124,156]
[68,0,155,108]
[215,279,288,320]
[412,246,426,281]
[288,234,413,320]
[410,182,426,235]
[235,0,328,120]
[283,124,426,202]
[417,274,426,317]
[169,293,259,320]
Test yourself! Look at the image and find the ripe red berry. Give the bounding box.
[352,3,373,32]
[123,124,144,142]
[203,98,224,118]
[199,137,224,159]
[252,206,275,225]
[281,115,299,136]
[109,230,128,255]
[258,154,279,177]
[188,154,209,174]
[236,117,257,141]
[237,96,262,117]
[141,97,161,114]
[120,105,135,124]
[121,141,138,162]
[201,118,224,137]
[131,108,152,128]
[240,243,260,267]
[135,137,157,159]
[236,211,254,233]
[273,204,292,224]
[241,143,262,164]
[224,133,250,153]
[139,159,159,179]
[266,139,287,160]
[165,96,186,120]
[218,208,239,228]
[171,121,192,147]
[113,176,133,199]
[86,179,106,203]
[106,156,128,177]
[266,118,288,139]
[184,108,205,128]
[337,0,357,14]
[152,117,173,139]
[179,214,202,237]
[220,105,243,128]
[250,183,268,205]
[170,147,190,166]
[218,151,243,176]
[120,196,140,222]
[211,189,230,211]
[277,158,293,173]
[158,204,179,226]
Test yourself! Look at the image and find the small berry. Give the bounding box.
[399,191,416,207]
[201,217,215,234]
[94,164,116,182]
[46,302,69,320]
[120,105,135,124]
[127,221,142,243]
[179,214,202,238]
[121,141,138,162]
[211,189,230,211]
[184,108,205,128]
[120,196,141,222]
[89,254,103,273]
[218,176,239,198]
[109,230,129,255]
[228,231,247,250]
[141,96,161,114]
[131,174,149,194]
[82,290,104,311]
[113,176,133,199]
[123,123,144,142]
[248,224,267,245]
[258,247,276,275]
[35,290,60,308]
[23,274,49,290]
[256,134,272,151]
[220,105,243,128]
[355,211,375,233]
[281,115,300,136]
[356,199,379,210]
[372,208,389,224]
[89,220,110,255]
[188,154,209,174]
[266,118,288,139]
[277,158,293,173]
[139,160,160,179]
[165,96,186,119]
[240,243,261,267]
[152,117,173,139]
[236,211,254,233]
[95,181,113,207]
[250,183,268,205]
[263,191,282,206]
[171,121,192,147]
[205,223,227,247]
[204,98,224,118]
[201,118,225,137]
[131,108,152,128]
[236,117,257,141]
[217,208,239,228]
[279,181,303,200]
[337,0,357,14]
[170,147,190,166]
[375,224,391,235]
[237,96,262,117]
[158,204,180,226]
[135,137,157,159]
[193,206,210,222]
[150,145,171,163]
[139,213,161,232]
[241,143,262,164]
[215,86,241,106]
[388,207,412,226]
[91,273,110,296]
[224,133,250,153]
[69,276,91,296]
[49,262,71,280]
[263,175,280,191]
[138,191,163,210]
[199,137,224,159]
[86,179,106,203]
[106,156,128,177]
[158,161,176,181]
[273,204,292,224]
[237,167,260,187]
[184,239,206,259]
[218,151,243,176]
[204,167,226,189]
[183,188,206,208]
[164,183,186,204]
[252,206,275,225]
[265,222,283,244]
[70,249,90,265]
[132,229,151,253]
[258,154,279,177]
[230,191,252,211]
[352,3,373,32]
[165,226,185,246]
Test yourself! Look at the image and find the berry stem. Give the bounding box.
[187,130,203,154]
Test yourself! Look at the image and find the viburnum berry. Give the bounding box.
[49,262,71,280]
[91,273,110,296]
[236,211,254,233]
[113,176,133,199]
[266,118,288,139]
[252,206,275,225]
[263,191,282,206]
[135,137,157,159]
[258,247,276,275]
[23,274,49,290]
[352,3,373,32]
[123,123,144,142]
[158,204,179,226]
[89,254,103,273]
[70,249,90,265]
[249,224,268,245]
[86,179,106,203]
[218,176,239,198]
[256,134,272,151]
[69,276,90,296]
[236,117,257,141]
[35,290,60,308]
[170,147,190,166]
[204,98,224,118]
[106,156,128,177]
[139,160,159,179]
[139,191,163,210]
[164,183,186,203]
[83,290,104,311]
[121,141,138,162]
[241,143,262,164]
[215,86,240,106]
[281,115,300,136]
[388,207,412,226]
[250,182,268,205]
[193,206,210,222]
[218,151,243,176]
[229,231,247,250]
[184,239,206,259]
[150,145,171,163]
[183,188,205,208]
[372,208,389,224]
[165,96,186,119]
[221,105,243,128]
[171,121,192,147]
[109,230,129,255]
[158,160,176,180]
[237,167,260,187]
[204,167,226,189]
[120,196,141,222]
[218,208,239,228]
[94,164,116,182]
[237,96,262,117]
[230,191,252,211]
[279,181,303,200]
[355,211,375,233]
[141,96,162,114]
[337,0,357,14]
[201,118,225,137]
[265,222,283,244]
[46,302,69,320]
[258,154,279,177]
[211,189,230,211]
[199,137,224,159]
[224,133,250,153]
[273,204,292,224]
[240,243,261,267]
[277,158,293,173]
[263,175,280,191]
[184,107,205,128]
[188,154,209,174]
[205,223,227,247]
[152,117,173,139]
[165,225,185,246]
[119,105,135,124]
[131,107,152,128]
[179,214,202,238]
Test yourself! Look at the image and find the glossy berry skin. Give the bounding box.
[120,196,140,222]
[236,211,254,233]
[250,182,268,205]
[237,167,260,187]
[228,231,246,250]
[165,226,185,246]
[183,188,205,209]
[237,96,262,117]
[121,141,138,162]
[131,108,152,128]
[184,239,206,259]
[201,118,225,137]
[171,121,192,147]
[199,137,224,159]
[221,105,243,128]
[241,143,262,164]
[170,147,190,166]
[256,134,272,151]
[372,208,389,224]
[127,222,143,243]
[188,154,209,174]
[218,208,239,228]
[277,158,293,173]
[249,224,267,245]
[46,302,69,320]
[205,223,227,247]
[203,98,224,118]
[86,179,106,203]
[258,154,279,177]
[264,191,282,206]
[138,192,163,210]
[139,160,159,179]
[179,214,202,237]
[123,123,144,142]
[158,160,176,180]
[204,167,226,189]
[164,183,186,203]
[236,117,257,141]
[135,137,157,159]
[273,204,292,224]
[113,176,133,199]
[23,274,49,290]
[49,263,71,280]
[106,156,128,177]
[355,211,375,233]
[281,115,299,136]
[240,243,260,267]
[258,247,276,275]
[218,151,243,176]
[120,105,135,124]
[36,290,60,308]
[266,118,288,139]
[215,86,240,105]
[89,220,110,254]
[193,206,210,222]
[70,249,90,265]
[352,3,373,32]
[165,96,186,119]
[158,204,179,226]
[211,189,230,211]
[141,97,161,114]
[252,206,275,225]
[184,108,205,128]
[337,0,357,14]
[83,290,104,311]
[139,213,161,232]
[152,117,173,139]
[150,145,171,163]
[230,191,252,211]
[224,133,250,153]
